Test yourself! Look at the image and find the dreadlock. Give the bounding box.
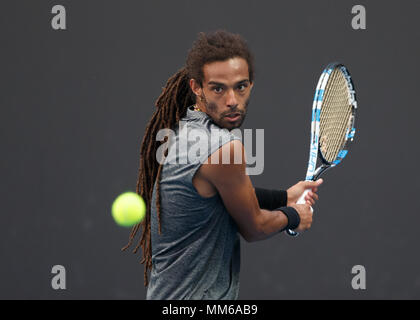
[122,30,255,286]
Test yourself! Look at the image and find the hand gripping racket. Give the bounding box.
[287,62,357,236]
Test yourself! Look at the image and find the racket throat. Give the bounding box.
[312,165,330,180]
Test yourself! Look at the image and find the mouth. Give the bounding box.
[225,113,241,122]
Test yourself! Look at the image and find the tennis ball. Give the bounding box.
[112,192,146,227]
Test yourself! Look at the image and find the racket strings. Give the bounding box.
[319,69,353,163]
[327,70,351,159]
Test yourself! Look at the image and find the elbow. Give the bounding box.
[241,221,266,243]
[238,209,267,243]
[242,234,256,243]
[244,235,259,243]
[239,227,259,243]
[238,228,254,242]
[244,232,264,243]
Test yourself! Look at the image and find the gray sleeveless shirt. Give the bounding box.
[146,106,241,300]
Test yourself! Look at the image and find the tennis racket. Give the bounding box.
[287,62,357,237]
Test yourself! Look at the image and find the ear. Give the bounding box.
[189,78,202,98]
[249,81,254,91]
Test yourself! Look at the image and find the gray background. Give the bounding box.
[1,0,419,299]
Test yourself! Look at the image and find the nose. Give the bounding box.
[226,88,238,108]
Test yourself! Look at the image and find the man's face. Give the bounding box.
[191,57,253,130]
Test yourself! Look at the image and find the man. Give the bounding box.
[123,30,322,299]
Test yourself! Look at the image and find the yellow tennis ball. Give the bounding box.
[112,192,146,227]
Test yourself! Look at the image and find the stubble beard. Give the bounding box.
[200,94,251,130]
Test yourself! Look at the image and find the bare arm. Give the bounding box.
[199,140,291,242]
[251,209,289,241]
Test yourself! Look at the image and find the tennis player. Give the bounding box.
[123,30,322,300]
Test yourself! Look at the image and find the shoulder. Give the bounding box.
[200,139,246,181]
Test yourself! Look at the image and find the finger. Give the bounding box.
[306,191,318,201]
[303,178,323,189]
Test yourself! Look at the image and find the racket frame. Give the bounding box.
[286,62,357,236]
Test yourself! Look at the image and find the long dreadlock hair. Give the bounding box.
[122,30,255,286]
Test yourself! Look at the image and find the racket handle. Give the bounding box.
[297,189,313,210]
[286,189,313,237]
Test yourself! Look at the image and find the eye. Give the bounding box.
[237,84,248,91]
[212,86,223,94]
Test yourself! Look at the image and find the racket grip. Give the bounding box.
[297,189,313,212]
[286,189,313,237]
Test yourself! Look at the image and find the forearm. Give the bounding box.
[248,209,289,242]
